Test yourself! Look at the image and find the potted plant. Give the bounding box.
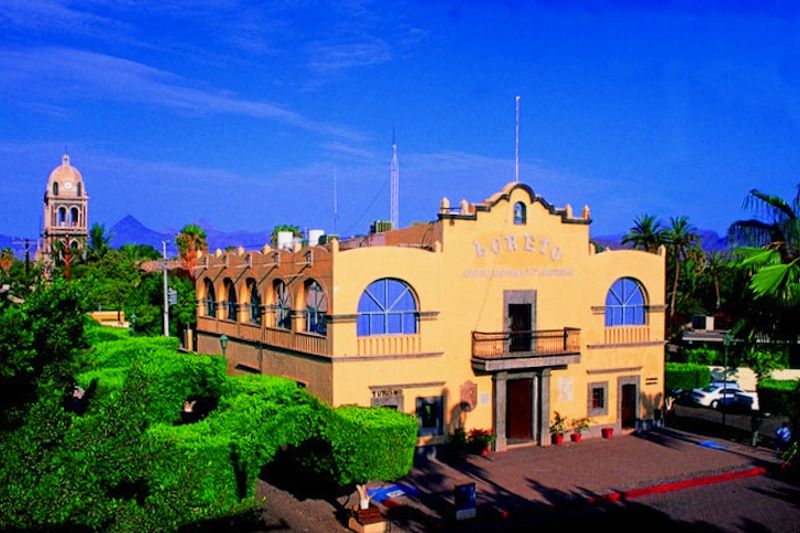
[467,428,496,456]
[570,417,590,442]
[448,427,469,458]
[549,411,568,445]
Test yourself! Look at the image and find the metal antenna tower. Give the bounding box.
[332,165,339,234]
[390,128,399,229]
[514,96,521,183]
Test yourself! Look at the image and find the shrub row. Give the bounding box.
[1,327,419,531]
[665,362,711,392]
[758,379,800,419]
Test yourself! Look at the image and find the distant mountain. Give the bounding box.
[109,215,174,254]
[592,229,730,253]
[108,215,270,256]
[0,219,734,261]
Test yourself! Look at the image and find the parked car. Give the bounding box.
[713,390,760,412]
[690,381,742,409]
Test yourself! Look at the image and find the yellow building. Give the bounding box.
[195,182,665,451]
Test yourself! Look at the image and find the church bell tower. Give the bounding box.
[39,154,89,262]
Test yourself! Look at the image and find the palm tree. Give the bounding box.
[88,223,112,261]
[729,185,800,305]
[622,214,665,253]
[176,224,208,278]
[703,251,730,312]
[663,216,701,321]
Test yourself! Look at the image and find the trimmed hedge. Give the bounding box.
[1,328,419,531]
[325,406,418,486]
[758,379,800,419]
[665,362,711,392]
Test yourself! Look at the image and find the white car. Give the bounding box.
[690,381,741,409]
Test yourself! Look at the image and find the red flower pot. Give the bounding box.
[602,427,614,439]
[570,433,582,443]
[551,433,564,445]
[480,445,491,457]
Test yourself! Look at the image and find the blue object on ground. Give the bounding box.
[368,483,420,503]
[698,440,728,450]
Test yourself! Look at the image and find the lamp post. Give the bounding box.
[722,332,732,428]
[219,334,228,357]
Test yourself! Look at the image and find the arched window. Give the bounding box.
[247,279,261,325]
[605,278,646,327]
[305,280,327,336]
[77,183,82,196]
[70,207,79,226]
[274,280,291,329]
[203,279,216,317]
[58,207,66,226]
[357,278,418,337]
[224,279,237,321]
[513,202,526,225]
[52,182,59,196]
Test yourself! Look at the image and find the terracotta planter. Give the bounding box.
[602,427,614,439]
[570,433,582,443]
[551,433,564,445]
[480,445,491,457]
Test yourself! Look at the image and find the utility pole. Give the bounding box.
[162,241,169,337]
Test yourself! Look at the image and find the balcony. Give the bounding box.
[471,328,581,372]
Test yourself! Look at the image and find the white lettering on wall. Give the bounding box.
[505,235,518,252]
[524,235,536,251]
[472,234,563,262]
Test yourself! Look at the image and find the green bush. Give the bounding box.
[665,362,711,392]
[1,331,419,532]
[324,406,418,487]
[758,379,800,419]
[684,347,721,366]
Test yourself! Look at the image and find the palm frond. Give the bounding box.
[744,189,797,222]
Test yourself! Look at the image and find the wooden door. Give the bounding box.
[506,378,533,440]
[621,383,637,429]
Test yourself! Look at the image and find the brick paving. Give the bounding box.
[255,425,786,532]
[375,427,783,531]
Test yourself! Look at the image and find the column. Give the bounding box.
[494,372,508,451]
[539,368,551,446]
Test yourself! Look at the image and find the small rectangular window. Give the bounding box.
[588,382,608,417]
[416,396,444,436]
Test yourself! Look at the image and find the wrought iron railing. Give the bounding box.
[472,327,580,358]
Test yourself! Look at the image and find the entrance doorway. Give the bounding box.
[506,378,533,441]
[508,303,532,352]
[621,383,637,429]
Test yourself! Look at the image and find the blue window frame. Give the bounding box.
[513,202,526,225]
[247,280,261,324]
[416,396,444,436]
[274,280,292,330]
[357,278,418,336]
[305,280,327,336]
[204,279,216,317]
[605,278,646,326]
[225,279,237,321]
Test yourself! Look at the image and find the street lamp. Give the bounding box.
[219,334,228,357]
[722,332,732,427]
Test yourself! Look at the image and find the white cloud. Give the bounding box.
[0,47,365,140]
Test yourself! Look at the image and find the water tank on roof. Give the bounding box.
[308,229,325,246]
[277,231,294,251]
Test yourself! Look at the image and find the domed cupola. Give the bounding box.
[38,154,90,262]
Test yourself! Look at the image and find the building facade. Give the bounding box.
[195,182,666,450]
[38,154,89,262]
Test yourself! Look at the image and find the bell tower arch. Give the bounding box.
[38,154,89,262]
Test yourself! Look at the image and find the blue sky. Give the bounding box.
[0,1,798,242]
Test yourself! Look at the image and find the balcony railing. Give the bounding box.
[472,328,580,359]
